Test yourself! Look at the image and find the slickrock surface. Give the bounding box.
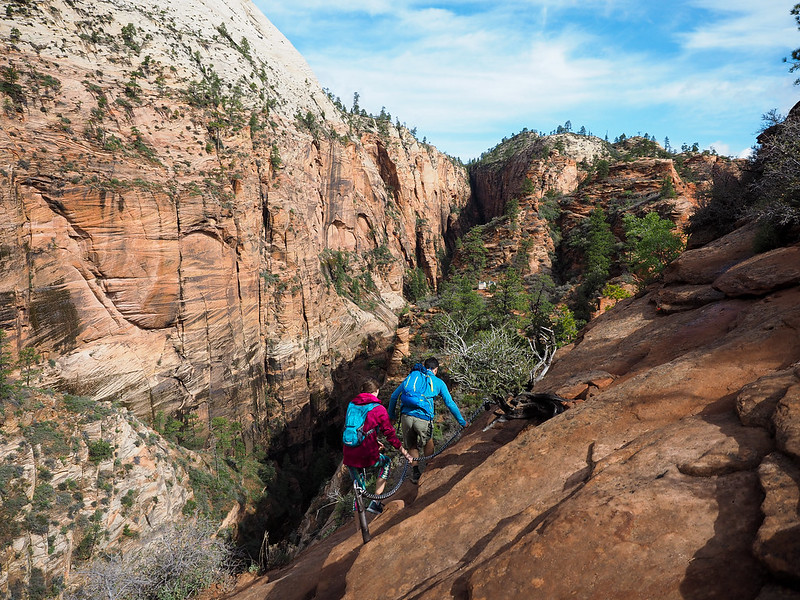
[224,227,800,599]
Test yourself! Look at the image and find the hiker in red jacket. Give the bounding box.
[343,378,412,515]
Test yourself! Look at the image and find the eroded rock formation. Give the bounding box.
[0,391,205,596]
[230,224,800,599]
[0,0,471,457]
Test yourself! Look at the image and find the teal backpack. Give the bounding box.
[342,401,380,447]
[401,364,433,410]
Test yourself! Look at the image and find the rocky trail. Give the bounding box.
[210,223,800,599]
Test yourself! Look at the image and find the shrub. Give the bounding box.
[623,212,685,286]
[601,283,633,300]
[438,314,556,400]
[120,490,135,508]
[687,166,750,241]
[32,483,55,510]
[748,111,800,249]
[87,440,113,463]
[62,394,112,421]
[660,176,678,199]
[550,305,580,347]
[23,421,70,456]
[0,329,12,399]
[66,520,235,600]
[594,159,610,180]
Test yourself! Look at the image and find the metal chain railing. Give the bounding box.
[358,401,491,501]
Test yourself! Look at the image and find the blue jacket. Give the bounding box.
[388,368,466,427]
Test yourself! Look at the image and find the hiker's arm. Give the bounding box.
[440,382,467,427]
[377,408,403,448]
[388,385,401,420]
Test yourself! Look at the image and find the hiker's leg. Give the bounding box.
[417,420,434,474]
[423,437,434,457]
[401,414,420,458]
[374,455,391,495]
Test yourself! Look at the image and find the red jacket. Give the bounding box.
[342,393,402,468]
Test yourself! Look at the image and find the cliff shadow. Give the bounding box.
[236,340,394,559]
[679,395,771,599]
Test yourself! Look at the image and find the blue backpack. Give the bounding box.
[401,364,433,410]
[342,401,380,447]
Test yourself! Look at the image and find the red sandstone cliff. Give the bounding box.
[0,0,471,455]
[222,224,800,600]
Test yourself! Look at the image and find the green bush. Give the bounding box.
[87,439,113,463]
[594,159,610,180]
[623,212,684,286]
[62,394,112,421]
[0,329,12,399]
[23,421,70,456]
[550,305,580,347]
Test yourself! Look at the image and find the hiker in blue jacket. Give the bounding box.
[388,357,466,483]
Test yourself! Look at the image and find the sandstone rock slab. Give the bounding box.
[663,224,757,285]
[714,245,800,297]
[774,383,800,461]
[755,453,800,583]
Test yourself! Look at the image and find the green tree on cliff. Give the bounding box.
[623,212,684,286]
[455,227,488,281]
[17,347,41,386]
[489,267,527,323]
[785,4,800,83]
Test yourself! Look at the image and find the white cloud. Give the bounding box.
[737,147,755,159]
[679,2,796,50]
[254,1,800,159]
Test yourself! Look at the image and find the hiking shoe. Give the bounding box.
[410,466,421,484]
[366,500,383,514]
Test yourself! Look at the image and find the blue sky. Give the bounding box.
[252,0,800,161]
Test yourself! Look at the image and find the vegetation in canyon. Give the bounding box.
[1,0,800,598]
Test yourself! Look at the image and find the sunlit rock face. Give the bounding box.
[0,0,471,449]
[226,224,800,600]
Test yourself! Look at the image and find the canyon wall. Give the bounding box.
[0,0,471,454]
[228,223,800,600]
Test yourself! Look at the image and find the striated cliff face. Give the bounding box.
[0,0,470,454]
[223,223,800,600]
[0,389,209,597]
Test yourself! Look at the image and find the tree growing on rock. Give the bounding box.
[437,313,556,401]
[623,212,684,286]
[488,267,527,324]
[750,110,800,250]
[0,330,12,400]
[785,3,800,83]
[17,346,41,386]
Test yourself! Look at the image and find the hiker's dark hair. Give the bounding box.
[423,357,439,371]
[360,378,379,394]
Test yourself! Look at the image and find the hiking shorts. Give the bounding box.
[348,455,391,510]
[401,414,433,452]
